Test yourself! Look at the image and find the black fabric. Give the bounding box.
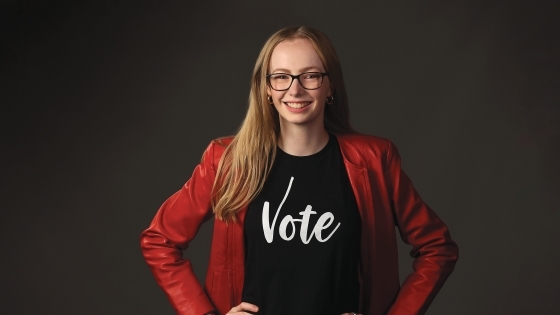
[242,134,361,315]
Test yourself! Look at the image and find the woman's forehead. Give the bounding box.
[269,38,324,73]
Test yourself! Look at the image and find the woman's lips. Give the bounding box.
[283,101,311,109]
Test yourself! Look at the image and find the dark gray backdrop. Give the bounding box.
[1,1,559,314]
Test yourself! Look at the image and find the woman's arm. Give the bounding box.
[140,141,219,315]
[384,140,459,315]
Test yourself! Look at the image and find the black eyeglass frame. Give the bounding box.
[266,72,330,91]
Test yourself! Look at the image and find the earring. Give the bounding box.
[326,95,334,105]
[267,95,274,104]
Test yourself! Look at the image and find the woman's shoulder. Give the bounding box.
[334,132,400,167]
[335,132,392,150]
[209,135,235,150]
[199,136,234,167]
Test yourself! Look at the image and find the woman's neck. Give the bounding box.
[277,125,330,156]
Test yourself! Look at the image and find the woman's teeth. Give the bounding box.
[285,102,311,109]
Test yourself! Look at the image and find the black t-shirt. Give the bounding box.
[242,134,361,315]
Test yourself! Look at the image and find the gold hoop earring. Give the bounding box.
[326,95,334,105]
[267,95,274,104]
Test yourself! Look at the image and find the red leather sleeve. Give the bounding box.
[384,140,459,315]
[140,142,218,315]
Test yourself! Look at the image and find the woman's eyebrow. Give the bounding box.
[299,66,322,72]
[270,66,323,73]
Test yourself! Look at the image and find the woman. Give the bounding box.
[141,26,458,315]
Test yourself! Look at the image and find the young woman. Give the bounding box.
[141,26,458,315]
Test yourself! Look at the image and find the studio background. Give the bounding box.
[1,1,559,314]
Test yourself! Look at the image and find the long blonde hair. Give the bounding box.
[211,26,354,222]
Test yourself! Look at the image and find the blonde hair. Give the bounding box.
[211,26,354,222]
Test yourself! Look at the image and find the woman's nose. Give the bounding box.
[288,77,305,95]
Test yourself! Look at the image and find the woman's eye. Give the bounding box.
[273,75,288,80]
[304,73,320,79]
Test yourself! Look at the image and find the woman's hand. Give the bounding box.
[225,304,359,315]
[226,302,259,315]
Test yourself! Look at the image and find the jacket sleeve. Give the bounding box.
[140,141,218,315]
[384,140,459,315]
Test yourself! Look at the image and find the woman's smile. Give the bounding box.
[283,101,312,109]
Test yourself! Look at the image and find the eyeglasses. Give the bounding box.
[266,72,329,91]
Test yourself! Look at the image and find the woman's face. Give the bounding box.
[267,38,331,130]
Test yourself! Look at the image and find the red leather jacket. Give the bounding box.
[140,133,458,315]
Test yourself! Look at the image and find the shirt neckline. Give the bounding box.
[276,133,335,161]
